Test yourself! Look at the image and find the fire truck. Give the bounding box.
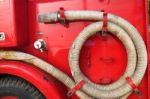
[0,0,149,99]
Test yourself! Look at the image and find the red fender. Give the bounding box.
[0,60,68,99]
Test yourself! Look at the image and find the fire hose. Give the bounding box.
[0,11,147,99]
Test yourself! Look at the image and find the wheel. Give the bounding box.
[0,77,45,99]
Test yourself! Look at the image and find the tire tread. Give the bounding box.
[0,77,45,99]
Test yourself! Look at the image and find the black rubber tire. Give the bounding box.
[0,77,45,99]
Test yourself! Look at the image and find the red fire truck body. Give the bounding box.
[0,0,149,99]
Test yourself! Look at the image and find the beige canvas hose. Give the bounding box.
[0,51,92,99]
[0,10,147,99]
[39,10,147,98]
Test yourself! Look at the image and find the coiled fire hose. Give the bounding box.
[0,10,147,99]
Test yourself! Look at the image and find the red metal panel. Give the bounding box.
[0,0,149,99]
[29,0,148,98]
[0,0,28,47]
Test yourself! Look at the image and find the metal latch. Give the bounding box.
[0,32,5,41]
[34,39,46,52]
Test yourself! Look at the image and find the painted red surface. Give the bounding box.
[0,61,67,99]
[0,0,28,47]
[0,0,149,99]
[0,96,18,99]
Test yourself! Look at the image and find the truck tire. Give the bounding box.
[0,77,45,99]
